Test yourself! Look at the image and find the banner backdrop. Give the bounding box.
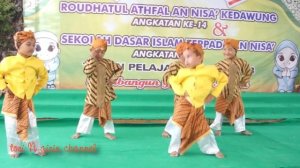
[23,0,300,92]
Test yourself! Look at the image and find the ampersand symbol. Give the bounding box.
[213,22,228,36]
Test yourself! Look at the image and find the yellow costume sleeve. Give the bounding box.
[168,69,189,96]
[0,58,7,90]
[162,61,182,85]
[211,70,228,97]
[34,61,48,94]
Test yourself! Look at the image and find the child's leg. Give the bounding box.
[168,124,182,157]
[72,114,95,139]
[4,115,23,158]
[196,130,224,158]
[104,120,116,140]
[27,110,45,156]
[234,115,252,135]
[210,112,223,136]
[162,116,173,138]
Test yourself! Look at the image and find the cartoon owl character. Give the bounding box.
[34,31,60,89]
[273,40,299,92]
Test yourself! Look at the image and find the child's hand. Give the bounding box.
[286,68,291,77]
[282,68,287,77]
[108,78,117,85]
[90,48,101,60]
[90,50,98,59]
[162,83,170,89]
[239,83,250,89]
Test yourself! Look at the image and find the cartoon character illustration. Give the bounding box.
[273,40,299,92]
[34,31,60,89]
[24,0,50,17]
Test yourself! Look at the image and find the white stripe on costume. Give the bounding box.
[210,112,246,133]
[210,112,223,131]
[76,114,94,134]
[168,123,181,153]
[164,116,174,134]
[168,122,220,154]
[103,120,115,134]
[234,115,246,132]
[196,130,220,154]
[76,114,115,134]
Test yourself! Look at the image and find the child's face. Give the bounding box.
[91,47,106,59]
[178,54,185,64]
[223,45,236,59]
[183,49,203,68]
[276,47,299,69]
[18,39,36,57]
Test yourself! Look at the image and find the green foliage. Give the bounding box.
[0,0,21,58]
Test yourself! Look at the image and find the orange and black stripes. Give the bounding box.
[216,57,252,100]
[162,61,184,85]
[2,90,34,141]
[215,95,229,113]
[83,102,112,126]
[240,62,252,84]
[83,57,123,106]
[215,95,245,124]
[83,58,97,77]
[16,100,31,141]
[172,97,211,155]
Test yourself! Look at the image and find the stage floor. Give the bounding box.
[0,119,299,168]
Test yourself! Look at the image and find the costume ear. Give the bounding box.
[14,42,19,50]
[13,33,19,49]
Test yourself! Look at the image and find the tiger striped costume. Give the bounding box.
[167,63,228,156]
[82,57,123,126]
[214,57,252,124]
[162,60,184,136]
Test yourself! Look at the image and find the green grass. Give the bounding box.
[0,90,300,167]
[0,119,299,168]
